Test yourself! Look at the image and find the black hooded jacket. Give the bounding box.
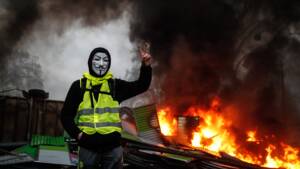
[60,49,152,151]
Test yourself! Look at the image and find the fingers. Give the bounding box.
[138,41,152,66]
[139,41,150,55]
[142,55,152,66]
[141,52,151,59]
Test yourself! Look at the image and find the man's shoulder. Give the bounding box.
[69,79,81,90]
[72,79,81,85]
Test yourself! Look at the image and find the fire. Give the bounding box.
[157,98,300,169]
[247,130,260,144]
[190,112,236,154]
[157,107,177,136]
[247,130,257,142]
[263,143,300,169]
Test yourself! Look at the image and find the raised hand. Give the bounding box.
[139,42,152,66]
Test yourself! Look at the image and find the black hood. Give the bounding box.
[88,47,111,77]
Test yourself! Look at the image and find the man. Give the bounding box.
[61,46,152,169]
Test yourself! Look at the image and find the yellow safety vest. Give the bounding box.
[76,72,121,135]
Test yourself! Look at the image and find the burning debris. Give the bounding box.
[124,104,290,169]
[156,98,300,169]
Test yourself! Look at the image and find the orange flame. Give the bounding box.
[157,107,177,136]
[157,98,300,169]
[247,130,261,144]
[247,130,257,142]
[263,143,300,168]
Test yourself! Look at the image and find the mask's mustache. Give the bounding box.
[93,62,106,68]
[98,65,107,70]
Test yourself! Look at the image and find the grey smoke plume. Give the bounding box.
[130,0,238,108]
[0,0,132,96]
[0,50,43,93]
[0,0,39,65]
[0,0,41,94]
[0,0,130,65]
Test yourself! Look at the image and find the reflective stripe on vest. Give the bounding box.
[78,122,122,128]
[76,74,121,135]
[78,107,119,116]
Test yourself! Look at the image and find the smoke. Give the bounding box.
[0,0,132,97]
[0,0,39,64]
[129,0,238,109]
[0,0,42,94]
[226,1,300,147]
[0,50,44,94]
[0,0,131,64]
[38,0,130,32]
[130,0,237,66]
[228,36,300,148]
[129,0,300,146]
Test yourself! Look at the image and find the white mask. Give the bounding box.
[91,52,110,76]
